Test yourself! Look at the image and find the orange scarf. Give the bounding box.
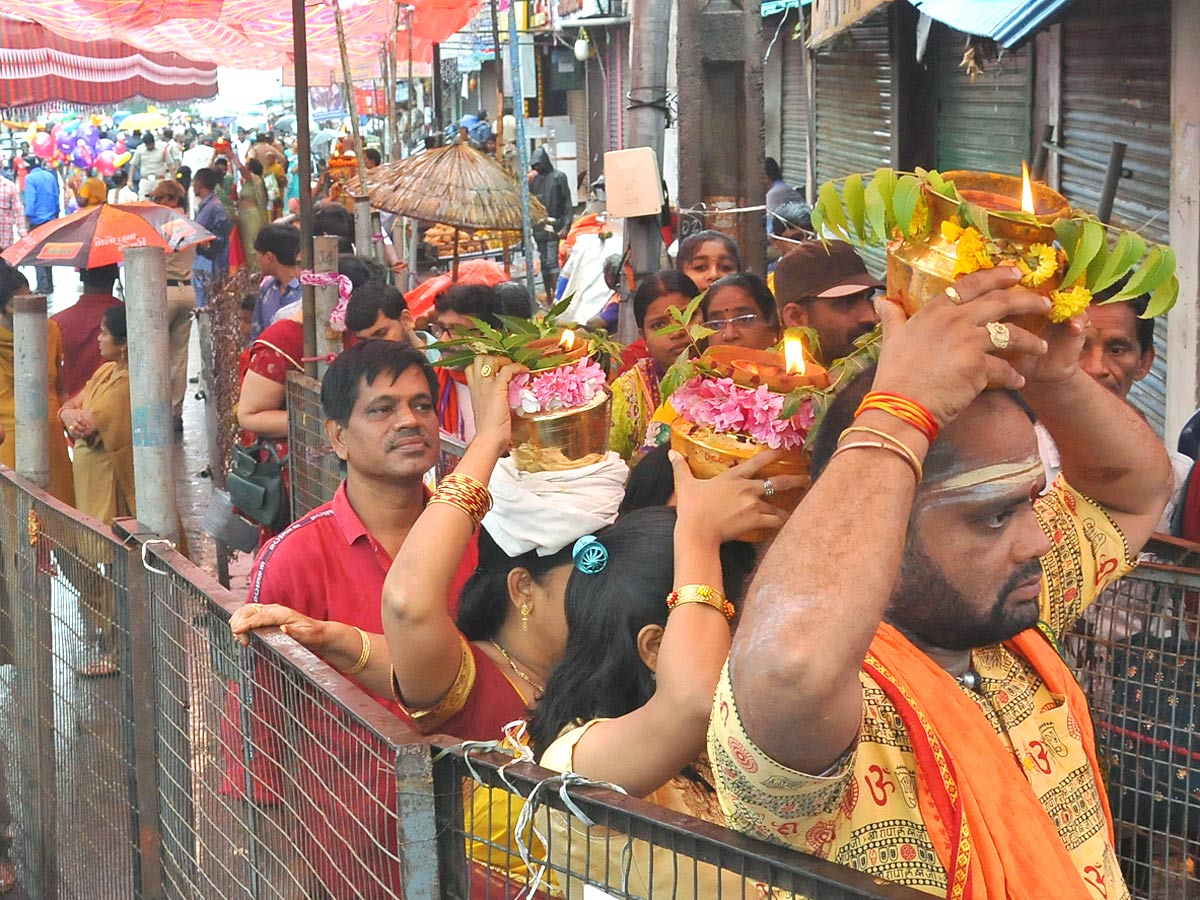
[863,623,1112,900]
[438,367,467,437]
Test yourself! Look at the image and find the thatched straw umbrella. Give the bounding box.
[351,142,547,276]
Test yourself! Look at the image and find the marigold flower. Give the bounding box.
[1048,284,1093,324]
[940,219,963,242]
[1017,243,1059,287]
[909,198,930,238]
[951,227,995,278]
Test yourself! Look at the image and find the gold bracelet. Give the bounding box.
[840,426,925,480]
[666,584,735,620]
[343,626,371,676]
[830,440,923,483]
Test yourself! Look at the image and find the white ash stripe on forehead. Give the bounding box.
[924,456,1044,491]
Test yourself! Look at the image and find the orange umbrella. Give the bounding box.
[2,202,214,269]
[406,259,509,321]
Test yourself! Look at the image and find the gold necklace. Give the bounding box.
[489,640,546,694]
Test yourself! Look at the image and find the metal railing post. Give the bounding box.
[394,744,442,899]
[117,522,166,899]
[13,493,57,899]
[124,246,179,542]
[314,235,341,379]
[12,294,49,488]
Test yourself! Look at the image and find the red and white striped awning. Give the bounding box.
[0,0,480,77]
[0,15,218,109]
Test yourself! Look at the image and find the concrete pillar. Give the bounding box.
[1166,0,1200,444]
[313,235,342,380]
[676,0,766,274]
[354,195,374,261]
[124,246,179,542]
[12,294,49,488]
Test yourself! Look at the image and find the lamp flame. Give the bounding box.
[559,329,576,350]
[1021,162,1035,214]
[784,337,806,376]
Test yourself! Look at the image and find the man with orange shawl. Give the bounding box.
[709,266,1172,899]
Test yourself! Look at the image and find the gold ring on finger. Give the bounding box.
[480,363,494,378]
[985,321,1011,351]
[944,285,965,305]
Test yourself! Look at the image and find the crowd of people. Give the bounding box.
[213,205,1187,896]
[0,130,1194,897]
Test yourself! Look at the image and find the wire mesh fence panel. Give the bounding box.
[142,541,431,900]
[286,372,342,522]
[1065,561,1200,899]
[429,743,930,900]
[0,471,141,900]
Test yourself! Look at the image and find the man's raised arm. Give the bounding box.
[728,268,1051,774]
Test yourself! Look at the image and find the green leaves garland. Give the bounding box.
[811,167,1178,318]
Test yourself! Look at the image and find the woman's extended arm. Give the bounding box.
[563,450,803,797]
[381,357,522,709]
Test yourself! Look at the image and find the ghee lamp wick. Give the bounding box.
[1020,161,1036,215]
[559,328,576,350]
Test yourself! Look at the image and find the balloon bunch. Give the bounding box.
[28,117,131,175]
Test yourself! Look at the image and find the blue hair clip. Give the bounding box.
[572,535,608,575]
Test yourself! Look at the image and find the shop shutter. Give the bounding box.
[935,25,1031,175]
[779,30,808,189]
[814,12,893,274]
[1061,0,1170,435]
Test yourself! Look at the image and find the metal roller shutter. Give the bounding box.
[814,12,893,275]
[1061,0,1170,435]
[780,28,808,189]
[935,25,1031,175]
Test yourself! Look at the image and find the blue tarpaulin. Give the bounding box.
[908,0,1075,49]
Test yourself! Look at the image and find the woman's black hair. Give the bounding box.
[676,230,742,272]
[631,270,699,330]
[102,305,128,344]
[0,260,28,313]
[528,507,757,758]
[456,528,574,640]
[618,444,675,514]
[701,272,779,326]
[338,253,388,291]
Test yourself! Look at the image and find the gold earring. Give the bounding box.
[520,604,530,631]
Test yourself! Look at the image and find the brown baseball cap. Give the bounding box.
[773,240,883,306]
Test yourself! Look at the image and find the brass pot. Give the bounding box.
[669,418,810,542]
[887,170,1071,315]
[510,388,612,473]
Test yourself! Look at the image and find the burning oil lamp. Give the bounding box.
[716,338,831,392]
[886,164,1071,313]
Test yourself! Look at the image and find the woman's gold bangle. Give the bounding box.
[666,583,735,620]
[343,626,371,676]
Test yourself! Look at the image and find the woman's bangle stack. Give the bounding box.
[666,584,735,620]
[428,473,492,526]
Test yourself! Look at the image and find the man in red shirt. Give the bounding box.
[50,264,122,400]
[224,341,478,898]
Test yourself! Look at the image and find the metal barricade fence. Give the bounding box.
[13,459,1200,899]
[286,372,343,521]
[0,468,149,900]
[138,538,436,900]
[1065,550,1200,900]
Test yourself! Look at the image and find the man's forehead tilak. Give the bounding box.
[917,454,1045,506]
